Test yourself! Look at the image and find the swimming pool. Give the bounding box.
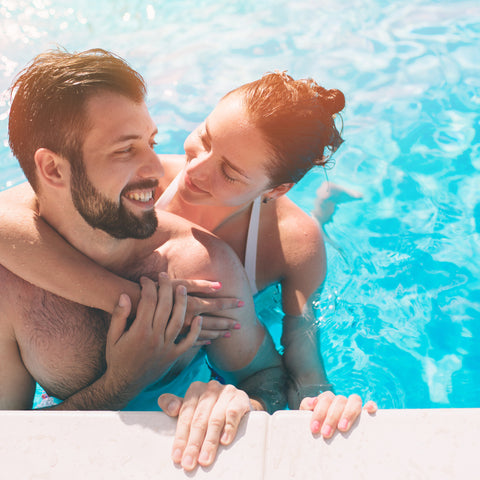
[1,0,479,409]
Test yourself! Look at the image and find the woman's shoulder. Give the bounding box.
[273,196,324,249]
[258,195,325,279]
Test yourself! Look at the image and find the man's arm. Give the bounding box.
[0,327,37,410]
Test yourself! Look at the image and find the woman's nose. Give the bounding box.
[186,151,211,178]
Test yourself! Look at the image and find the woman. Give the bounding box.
[0,71,374,425]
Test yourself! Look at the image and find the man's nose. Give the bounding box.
[138,148,164,180]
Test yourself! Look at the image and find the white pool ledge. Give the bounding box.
[1,408,479,479]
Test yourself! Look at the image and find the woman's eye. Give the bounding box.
[221,164,238,183]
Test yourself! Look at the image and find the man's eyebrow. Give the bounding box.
[113,134,141,143]
[205,121,250,179]
[112,128,158,144]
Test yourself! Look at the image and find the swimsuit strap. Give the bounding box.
[155,171,182,210]
[244,196,261,295]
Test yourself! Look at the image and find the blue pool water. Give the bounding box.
[1,0,479,409]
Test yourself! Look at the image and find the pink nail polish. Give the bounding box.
[311,420,321,433]
[321,424,332,437]
[237,300,245,307]
[339,418,349,430]
[211,282,222,290]
[234,323,241,330]
[224,331,231,338]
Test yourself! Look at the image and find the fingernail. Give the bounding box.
[172,448,182,463]
[182,455,194,469]
[339,418,349,430]
[211,282,222,290]
[233,323,241,330]
[321,424,332,437]
[167,400,179,415]
[311,420,321,434]
[221,430,231,444]
[159,272,169,279]
[224,331,231,338]
[237,300,245,307]
[199,450,211,464]
[118,294,128,307]
[177,285,187,295]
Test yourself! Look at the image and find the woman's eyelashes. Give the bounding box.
[220,163,238,183]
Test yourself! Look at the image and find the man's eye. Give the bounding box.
[116,146,133,154]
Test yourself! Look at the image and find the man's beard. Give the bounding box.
[70,160,158,240]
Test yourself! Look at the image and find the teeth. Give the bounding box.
[126,191,154,202]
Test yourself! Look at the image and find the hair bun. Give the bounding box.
[323,88,345,116]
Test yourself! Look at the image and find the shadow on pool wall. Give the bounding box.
[1,0,479,410]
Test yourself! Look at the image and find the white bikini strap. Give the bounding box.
[155,171,182,210]
[244,196,261,295]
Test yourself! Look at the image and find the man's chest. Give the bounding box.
[14,284,109,400]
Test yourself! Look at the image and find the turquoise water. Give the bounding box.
[1,0,479,409]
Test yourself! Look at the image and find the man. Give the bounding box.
[0,48,286,471]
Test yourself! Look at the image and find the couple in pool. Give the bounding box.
[0,48,376,471]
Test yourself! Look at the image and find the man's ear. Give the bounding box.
[264,182,295,202]
[34,148,70,189]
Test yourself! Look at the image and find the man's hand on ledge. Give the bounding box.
[158,380,257,471]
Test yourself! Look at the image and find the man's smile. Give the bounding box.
[124,189,155,203]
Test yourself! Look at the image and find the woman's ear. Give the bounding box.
[264,182,295,202]
[34,148,70,189]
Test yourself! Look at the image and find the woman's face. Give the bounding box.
[180,93,274,207]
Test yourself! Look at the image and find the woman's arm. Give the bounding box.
[275,206,332,406]
[0,183,140,313]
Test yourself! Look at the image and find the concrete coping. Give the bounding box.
[1,408,479,479]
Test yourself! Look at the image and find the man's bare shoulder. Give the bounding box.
[0,182,37,208]
[156,210,244,281]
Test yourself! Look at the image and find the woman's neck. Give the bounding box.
[168,194,254,233]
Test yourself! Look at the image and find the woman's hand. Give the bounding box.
[159,277,244,342]
[300,391,377,437]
